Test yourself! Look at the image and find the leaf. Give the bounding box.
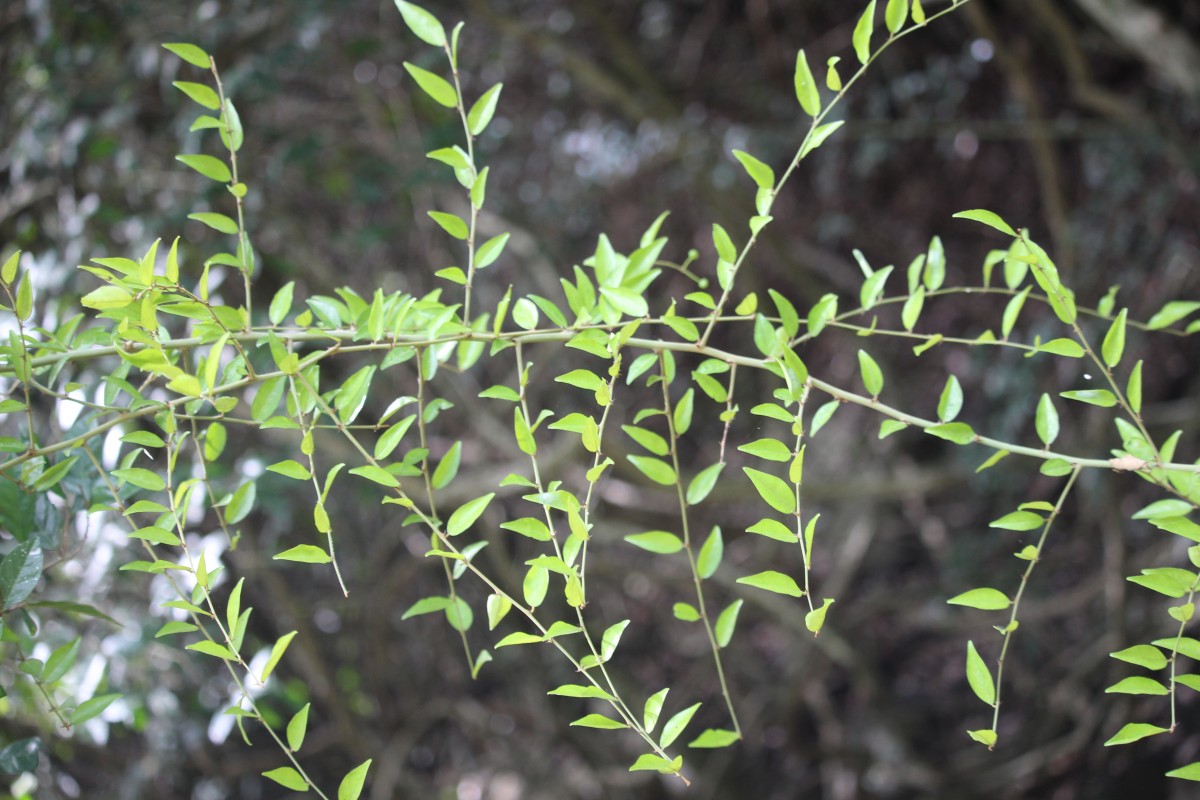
[1105,677,1168,696]
[805,598,835,635]
[163,42,211,68]
[431,440,462,489]
[793,50,821,116]
[852,0,878,65]
[68,693,120,726]
[938,375,963,422]
[447,493,495,536]
[287,703,310,751]
[570,713,627,730]
[273,545,332,564]
[1102,308,1127,367]
[629,753,682,774]
[989,511,1044,531]
[712,224,737,263]
[952,209,1017,237]
[739,438,792,462]
[686,462,724,505]
[187,641,237,660]
[548,684,614,701]
[696,527,723,579]
[476,232,510,269]
[743,467,796,514]
[1060,389,1117,407]
[396,0,446,46]
[643,688,670,733]
[1104,723,1167,747]
[1,542,43,610]
[689,728,740,748]
[175,154,231,183]
[467,83,503,135]
[1147,301,1200,330]
[188,212,238,234]
[947,588,1011,610]
[1035,393,1058,447]
[624,531,684,555]
[338,759,373,800]
[965,641,996,706]
[715,599,743,648]
[1110,644,1166,670]
[659,702,702,749]
[737,570,804,597]
[1131,499,1193,520]
[495,632,543,648]
[1128,360,1143,413]
[0,738,41,774]
[263,766,309,791]
[926,422,975,445]
[42,638,81,683]
[349,465,399,488]
[172,81,220,109]
[732,150,775,189]
[428,210,468,240]
[884,0,909,33]
[1166,762,1200,781]
[857,349,884,395]
[401,596,451,620]
[403,62,457,108]
[628,455,677,486]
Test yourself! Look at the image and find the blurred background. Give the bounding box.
[2,0,1200,797]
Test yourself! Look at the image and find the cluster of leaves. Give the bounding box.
[1,0,1199,794]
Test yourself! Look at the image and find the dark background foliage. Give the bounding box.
[2,0,1199,798]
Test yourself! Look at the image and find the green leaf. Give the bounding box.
[686,462,724,505]
[396,0,446,46]
[1167,762,1200,781]
[287,703,310,752]
[1035,338,1085,358]
[628,455,677,486]
[447,493,495,536]
[737,570,804,597]
[1001,286,1031,339]
[403,62,457,107]
[338,759,372,800]
[401,596,451,620]
[1127,360,1143,414]
[175,154,231,183]
[643,688,670,733]
[739,438,792,462]
[967,729,997,747]
[696,527,723,579]
[629,753,682,774]
[952,209,1017,237]
[1131,499,1194,520]
[81,285,133,310]
[600,286,648,318]
[884,0,909,33]
[1105,677,1168,695]
[187,641,237,660]
[1104,723,1167,747]
[1147,301,1200,331]
[263,766,309,791]
[431,441,462,489]
[467,83,503,135]
[500,517,553,541]
[673,388,695,435]
[965,641,996,706]
[743,467,796,514]
[548,684,614,701]
[273,545,332,564]
[42,638,81,684]
[1101,308,1127,367]
[570,713,627,730]
[1,250,18,284]
[857,349,884,396]
[659,702,702,749]
[1110,644,1167,670]
[715,599,743,648]
[938,375,963,422]
[188,212,238,234]
[926,422,975,445]
[1060,389,1117,407]
[852,0,878,65]
[673,602,700,621]
[732,150,775,189]
[428,211,468,240]
[0,542,43,610]
[989,511,1044,531]
[68,693,120,726]
[689,728,740,748]
[793,50,821,116]
[1035,393,1058,447]
[712,223,737,263]
[495,632,543,648]
[901,285,925,331]
[349,465,399,488]
[172,81,220,109]
[947,588,1011,610]
[163,42,211,68]
[625,531,684,554]
[475,232,510,269]
[805,597,835,635]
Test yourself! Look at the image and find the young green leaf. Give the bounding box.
[884,0,908,33]
[447,493,495,536]
[403,62,458,107]
[793,50,821,116]
[1101,308,1127,368]
[287,704,310,752]
[395,1,447,46]
[952,209,1018,237]
[163,42,211,68]
[965,641,996,706]
[696,526,723,579]
[857,349,884,396]
[715,599,743,648]
[686,462,724,505]
[1035,393,1059,447]
[947,588,1011,611]
[659,702,702,749]
[743,467,796,515]
[736,570,804,597]
[852,0,878,65]
[467,83,503,135]
[338,759,372,800]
